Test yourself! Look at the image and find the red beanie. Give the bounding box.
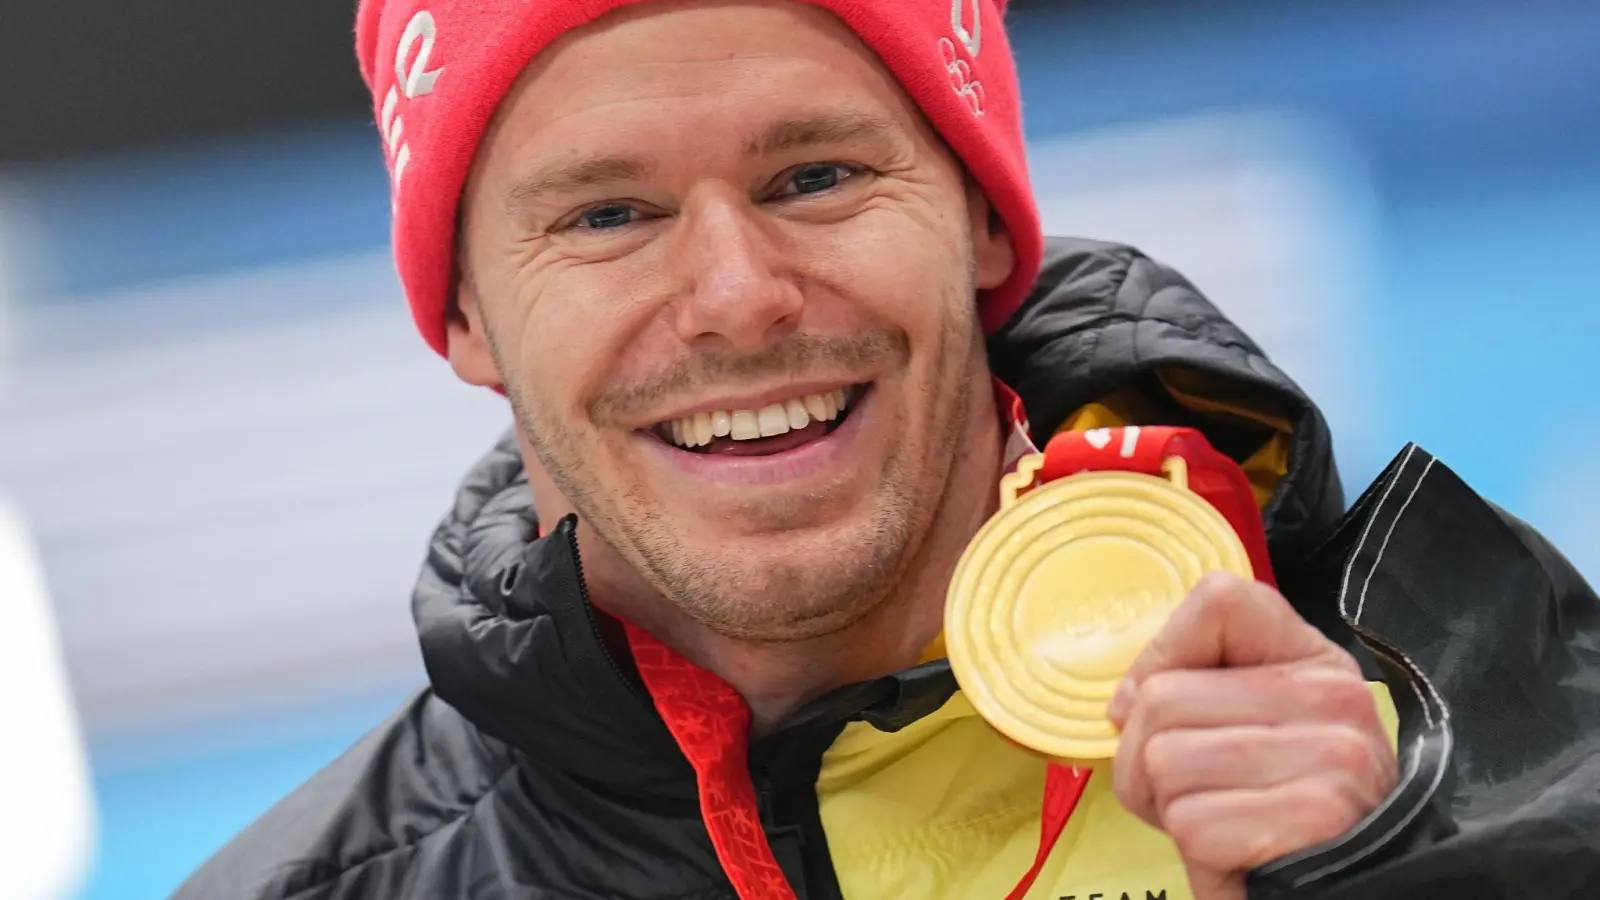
[355,0,1043,356]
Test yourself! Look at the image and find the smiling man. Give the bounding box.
[175,2,1600,899]
[452,4,1025,730]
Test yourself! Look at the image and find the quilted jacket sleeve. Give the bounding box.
[170,690,515,900]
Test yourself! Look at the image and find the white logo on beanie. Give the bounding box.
[941,0,985,116]
[379,10,447,204]
[951,0,981,57]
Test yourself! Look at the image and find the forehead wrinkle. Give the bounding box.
[745,112,903,158]
[503,154,656,214]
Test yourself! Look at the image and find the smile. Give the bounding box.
[650,385,866,456]
[636,382,874,486]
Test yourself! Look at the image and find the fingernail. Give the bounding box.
[1108,678,1136,724]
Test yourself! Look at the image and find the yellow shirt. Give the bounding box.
[816,685,1399,900]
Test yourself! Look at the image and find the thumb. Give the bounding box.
[1124,572,1341,683]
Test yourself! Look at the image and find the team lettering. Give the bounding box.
[1060,892,1167,900]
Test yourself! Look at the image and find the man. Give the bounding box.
[177,1,1600,898]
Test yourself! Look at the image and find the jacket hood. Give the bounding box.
[987,238,1346,561]
[411,442,698,795]
[412,236,1349,785]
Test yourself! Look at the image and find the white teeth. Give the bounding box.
[785,398,809,430]
[757,404,791,437]
[660,387,857,449]
[730,410,761,440]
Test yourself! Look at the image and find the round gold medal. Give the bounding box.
[945,455,1254,760]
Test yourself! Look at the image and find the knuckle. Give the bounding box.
[1137,671,1187,718]
[1288,780,1362,842]
[1323,643,1365,676]
[1240,829,1287,870]
[1141,731,1187,788]
[1303,669,1378,723]
[1161,794,1210,860]
[1111,760,1156,825]
[1318,726,1377,774]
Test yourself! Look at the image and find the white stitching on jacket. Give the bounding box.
[1354,457,1437,625]
[1337,445,1416,621]
[1283,447,1454,887]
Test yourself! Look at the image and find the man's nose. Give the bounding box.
[670,188,803,352]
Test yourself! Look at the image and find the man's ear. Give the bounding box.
[967,180,1016,291]
[447,272,503,390]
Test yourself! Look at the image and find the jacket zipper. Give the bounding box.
[751,747,828,900]
[752,760,776,826]
[564,521,649,702]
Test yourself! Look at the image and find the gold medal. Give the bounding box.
[946,453,1254,759]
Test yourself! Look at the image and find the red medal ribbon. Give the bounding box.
[1037,425,1277,589]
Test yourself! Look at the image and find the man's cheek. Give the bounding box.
[510,350,585,430]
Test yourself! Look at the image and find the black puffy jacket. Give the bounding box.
[174,239,1600,900]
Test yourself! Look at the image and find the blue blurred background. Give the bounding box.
[1,0,1596,896]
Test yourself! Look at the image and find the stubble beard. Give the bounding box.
[492,271,980,644]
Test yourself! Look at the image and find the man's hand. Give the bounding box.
[1106,572,1397,900]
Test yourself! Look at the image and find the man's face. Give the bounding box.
[453,0,1015,641]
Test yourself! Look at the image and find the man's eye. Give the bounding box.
[576,204,636,230]
[783,164,851,196]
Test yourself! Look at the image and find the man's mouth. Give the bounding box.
[649,385,866,457]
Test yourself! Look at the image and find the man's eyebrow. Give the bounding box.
[745,113,902,158]
[504,155,655,211]
[501,115,898,211]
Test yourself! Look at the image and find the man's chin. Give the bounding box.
[672,562,891,642]
[649,521,909,639]
[674,498,866,545]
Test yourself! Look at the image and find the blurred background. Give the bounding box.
[1,0,1597,896]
